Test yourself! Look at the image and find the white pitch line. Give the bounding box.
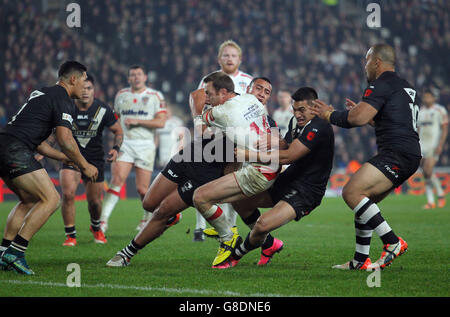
[1,279,300,297]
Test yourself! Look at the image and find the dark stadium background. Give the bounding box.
[0,0,448,199]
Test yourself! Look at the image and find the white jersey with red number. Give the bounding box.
[114,87,166,141]
[198,70,253,95]
[205,94,269,151]
[418,103,448,150]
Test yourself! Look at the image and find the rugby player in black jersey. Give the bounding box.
[214,87,335,269]
[312,44,421,270]
[0,61,98,274]
[105,77,280,268]
[59,74,123,247]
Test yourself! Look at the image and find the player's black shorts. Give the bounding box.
[62,159,105,183]
[368,149,421,188]
[268,175,323,221]
[0,134,43,179]
[161,159,224,206]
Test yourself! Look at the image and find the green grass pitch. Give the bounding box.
[0,194,448,297]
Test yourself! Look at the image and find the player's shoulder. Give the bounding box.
[116,87,132,97]
[310,116,334,134]
[433,103,448,114]
[236,70,253,81]
[144,87,165,100]
[93,98,113,110]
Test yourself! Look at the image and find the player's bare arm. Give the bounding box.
[236,138,310,165]
[124,112,167,129]
[107,121,123,162]
[55,125,98,182]
[189,88,207,134]
[436,122,448,155]
[36,141,74,166]
[345,98,375,126]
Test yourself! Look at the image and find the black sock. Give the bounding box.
[1,238,12,249]
[90,219,101,232]
[234,234,259,260]
[121,239,143,259]
[10,234,29,255]
[65,226,77,238]
[261,234,274,250]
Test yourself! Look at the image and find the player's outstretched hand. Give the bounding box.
[82,163,98,183]
[345,98,358,110]
[312,99,334,119]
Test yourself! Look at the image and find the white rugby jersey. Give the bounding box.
[198,70,253,95]
[204,94,270,151]
[156,115,185,165]
[272,107,294,138]
[417,103,448,148]
[114,87,166,140]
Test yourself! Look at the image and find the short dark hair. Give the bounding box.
[249,77,272,86]
[203,71,235,93]
[58,60,87,79]
[291,87,318,102]
[128,64,146,75]
[86,73,95,85]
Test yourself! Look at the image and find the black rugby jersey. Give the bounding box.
[282,116,335,197]
[72,99,117,161]
[3,85,75,151]
[362,71,421,156]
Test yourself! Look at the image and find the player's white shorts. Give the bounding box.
[117,139,156,171]
[420,144,439,160]
[233,163,280,197]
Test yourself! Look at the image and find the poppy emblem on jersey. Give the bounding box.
[133,98,137,103]
[306,131,316,141]
[364,89,373,97]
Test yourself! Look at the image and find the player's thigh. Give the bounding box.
[193,173,242,205]
[154,189,189,221]
[11,169,60,206]
[1,176,38,204]
[59,168,81,199]
[110,161,133,185]
[142,173,178,212]
[343,162,393,208]
[254,200,296,234]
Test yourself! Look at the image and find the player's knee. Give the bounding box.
[142,197,157,212]
[62,191,76,204]
[254,216,271,236]
[192,188,207,208]
[46,190,61,212]
[136,186,148,199]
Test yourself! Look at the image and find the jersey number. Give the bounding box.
[9,90,45,124]
[409,103,419,132]
[250,116,271,135]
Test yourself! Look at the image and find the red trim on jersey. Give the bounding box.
[155,110,167,115]
[239,73,253,79]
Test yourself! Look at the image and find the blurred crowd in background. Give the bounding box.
[1,0,449,172]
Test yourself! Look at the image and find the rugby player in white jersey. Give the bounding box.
[100,65,167,232]
[417,91,448,209]
[272,89,294,138]
[192,40,253,241]
[192,72,281,267]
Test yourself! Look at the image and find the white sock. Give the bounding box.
[431,174,444,197]
[195,210,207,230]
[101,185,121,222]
[220,203,237,227]
[142,211,153,222]
[203,205,233,242]
[425,178,435,204]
